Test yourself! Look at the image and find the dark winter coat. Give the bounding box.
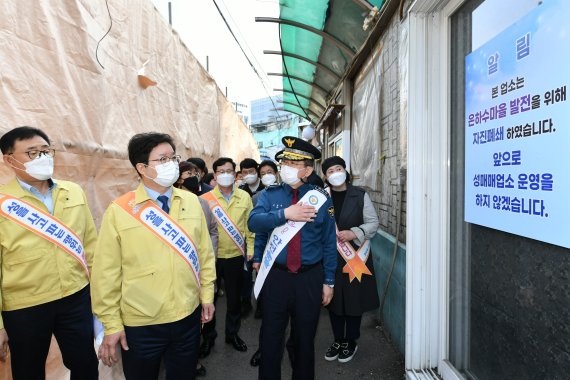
[328,184,380,316]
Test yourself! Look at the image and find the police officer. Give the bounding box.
[273,151,324,188]
[249,136,337,380]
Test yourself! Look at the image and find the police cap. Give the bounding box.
[276,136,321,161]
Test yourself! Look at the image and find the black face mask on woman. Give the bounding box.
[183,176,200,193]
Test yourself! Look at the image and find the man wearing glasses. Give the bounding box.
[249,136,337,380]
[0,126,99,378]
[91,132,216,379]
[200,157,254,354]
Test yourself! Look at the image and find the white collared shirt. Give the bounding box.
[17,178,57,214]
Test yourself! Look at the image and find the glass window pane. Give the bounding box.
[448,0,570,378]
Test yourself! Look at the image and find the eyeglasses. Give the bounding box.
[183,170,199,177]
[149,155,181,165]
[215,169,235,175]
[11,149,56,160]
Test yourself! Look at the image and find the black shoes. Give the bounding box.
[196,363,206,377]
[338,340,358,363]
[199,339,215,358]
[325,340,358,362]
[250,348,262,366]
[225,335,248,352]
[324,341,342,361]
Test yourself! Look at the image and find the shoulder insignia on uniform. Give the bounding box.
[328,206,335,218]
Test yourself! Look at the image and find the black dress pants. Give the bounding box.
[2,285,98,380]
[241,258,254,303]
[217,255,244,337]
[122,307,201,380]
[201,261,221,342]
[259,265,323,380]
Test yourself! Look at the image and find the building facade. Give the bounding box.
[250,95,303,161]
[231,101,249,126]
[306,0,568,378]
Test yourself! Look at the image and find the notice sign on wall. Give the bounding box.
[465,0,570,249]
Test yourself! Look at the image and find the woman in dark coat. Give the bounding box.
[321,156,380,363]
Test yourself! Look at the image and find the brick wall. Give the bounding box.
[366,13,407,244]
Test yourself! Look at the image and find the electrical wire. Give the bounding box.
[211,0,281,117]
[278,26,315,123]
[95,0,113,69]
[218,0,271,85]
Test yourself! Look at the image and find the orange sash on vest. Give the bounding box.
[325,188,372,282]
[201,191,245,255]
[114,192,201,288]
[0,193,89,275]
[335,226,372,283]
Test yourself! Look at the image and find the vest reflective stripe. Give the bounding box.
[254,189,328,298]
[201,191,245,255]
[0,193,105,343]
[114,192,200,289]
[0,193,89,275]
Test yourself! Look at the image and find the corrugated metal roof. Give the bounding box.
[257,0,385,124]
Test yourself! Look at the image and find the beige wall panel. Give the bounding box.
[0,0,258,377]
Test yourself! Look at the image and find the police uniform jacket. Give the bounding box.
[0,178,97,329]
[248,183,337,285]
[328,184,380,316]
[91,184,216,335]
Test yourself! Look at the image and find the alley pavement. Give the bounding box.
[199,292,405,379]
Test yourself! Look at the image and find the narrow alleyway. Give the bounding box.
[200,293,405,379]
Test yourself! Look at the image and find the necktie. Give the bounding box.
[286,188,301,273]
[157,195,170,214]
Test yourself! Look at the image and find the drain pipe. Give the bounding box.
[379,166,406,323]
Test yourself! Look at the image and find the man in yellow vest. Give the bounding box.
[91,132,216,380]
[200,157,254,354]
[0,126,99,379]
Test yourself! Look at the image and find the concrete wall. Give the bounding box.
[372,229,406,355]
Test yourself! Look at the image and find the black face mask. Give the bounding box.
[183,176,200,193]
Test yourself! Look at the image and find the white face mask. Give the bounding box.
[243,173,258,185]
[328,171,347,187]
[261,173,277,186]
[150,161,179,187]
[217,173,235,187]
[280,165,301,186]
[24,154,54,180]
